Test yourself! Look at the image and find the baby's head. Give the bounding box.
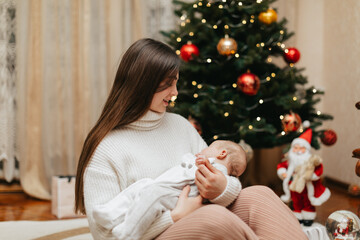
[196,140,247,177]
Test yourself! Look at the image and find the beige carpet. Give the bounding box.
[0,218,92,240]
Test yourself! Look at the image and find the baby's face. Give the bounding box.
[195,142,220,159]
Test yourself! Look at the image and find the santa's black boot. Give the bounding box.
[302,220,313,226]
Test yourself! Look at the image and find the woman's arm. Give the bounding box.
[195,159,241,206]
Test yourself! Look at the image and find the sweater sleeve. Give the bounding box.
[210,175,242,206]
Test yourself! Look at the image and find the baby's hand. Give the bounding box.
[195,155,207,166]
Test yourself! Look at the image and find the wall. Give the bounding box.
[274,0,360,185]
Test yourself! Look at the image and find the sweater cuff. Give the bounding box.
[141,210,173,240]
[210,176,241,207]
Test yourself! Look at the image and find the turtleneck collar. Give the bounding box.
[127,110,165,131]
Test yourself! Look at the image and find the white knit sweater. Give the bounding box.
[84,111,241,240]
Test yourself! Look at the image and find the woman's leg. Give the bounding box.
[228,186,308,240]
[156,204,259,240]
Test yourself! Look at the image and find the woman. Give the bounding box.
[75,38,307,240]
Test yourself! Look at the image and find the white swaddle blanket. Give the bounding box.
[92,153,228,240]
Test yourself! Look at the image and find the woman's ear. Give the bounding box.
[217,150,227,160]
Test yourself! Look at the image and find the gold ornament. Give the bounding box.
[258,9,277,25]
[217,34,238,56]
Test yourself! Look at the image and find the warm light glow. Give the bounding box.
[256,43,260,47]
[198,2,203,6]
[271,73,276,77]
[197,84,203,89]
[186,19,190,23]
[238,2,242,6]
[312,88,317,93]
[193,93,199,98]
[176,50,180,55]
[257,0,262,3]
[224,112,229,117]
[250,19,254,23]
[192,81,197,86]
[180,16,186,21]
[280,115,284,120]
[207,3,211,7]
[293,96,297,101]
[290,63,294,67]
[219,4,223,9]
[176,37,181,42]
[213,25,218,29]
[281,131,285,135]
[280,30,284,34]
[229,100,234,105]
[277,42,281,46]
[171,96,177,102]
[242,20,247,24]
[202,19,206,23]
[256,117,261,121]
[267,57,272,62]
[317,110,322,115]
[213,135,218,140]
[189,32,194,36]
[260,42,265,47]
[193,4,198,8]
[281,44,286,49]
[284,49,289,53]
[248,125,253,130]
[235,53,239,58]
[181,22,186,27]
[266,76,271,81]
[224,25,229,29]
[207,58,212,63]
[170,102,175,107]
[259,99,264,104]
[232,83,237,88]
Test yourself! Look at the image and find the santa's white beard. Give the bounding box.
[288,149,311,168]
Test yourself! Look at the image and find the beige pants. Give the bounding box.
[157,186,307,240]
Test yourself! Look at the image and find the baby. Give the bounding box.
[93,140,247,240]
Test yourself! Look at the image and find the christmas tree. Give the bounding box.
[162,0,333,149]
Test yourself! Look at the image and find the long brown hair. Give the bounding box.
[75,38,181,214]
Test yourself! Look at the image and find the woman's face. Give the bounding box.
[150,73,179,113]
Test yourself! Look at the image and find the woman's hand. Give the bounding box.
[195,158,227,200]
[170,185,203,222]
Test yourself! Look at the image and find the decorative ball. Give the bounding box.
[180,43,199,62]
[356,101,360,109]
[238,139,253,163]
[325,210,360,239]
[236,72,260,96]
[281,111,302,133]
[217,35,238,56]
[258,8,278,25]
[356,160,360,177]
[321,129,337,146]
[284,47,301,64]
[348,184,360,196]
[188,115,202,135]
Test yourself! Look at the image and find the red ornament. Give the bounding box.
[321,129,337,146]
[180,43,199,62]
[281,111,302,132]
[236,72,260,96]
[283,47,301,64]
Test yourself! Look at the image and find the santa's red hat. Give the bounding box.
[291,128,312,150]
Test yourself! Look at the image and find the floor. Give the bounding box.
[0,180,359,225]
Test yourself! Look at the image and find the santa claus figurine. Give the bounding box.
[277,128,331,226]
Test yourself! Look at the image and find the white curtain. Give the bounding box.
[16,0,145,200]
[0,0,17,182]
